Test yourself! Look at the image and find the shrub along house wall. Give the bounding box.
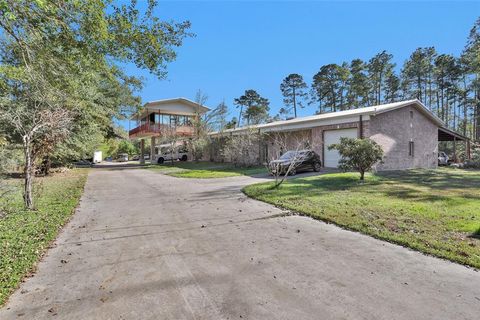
[206,101,444,170]
[204,132,264,166]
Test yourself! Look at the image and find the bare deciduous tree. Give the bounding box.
[0,139,14,211]
[221,128,263,167]
[157,126,185,166]
[264,131,319,187]
[0,61,74,209]
[3,106,73,208]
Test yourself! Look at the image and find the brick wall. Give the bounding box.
[263,130,312,161]
[206,106,439,171]
[368,105,438,170]
[310,121,367,164]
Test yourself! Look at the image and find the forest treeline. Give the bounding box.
[233,18,480,140]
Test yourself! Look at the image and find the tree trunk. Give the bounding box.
[23,137,34,209]
[293,86,297,118]
[428,73,433,107]
[237,106,243,128]
[453,95,457,131]
[360,170,365,181]
[417,75,422,101]
[43,155,51,176]
[463,78,468,137]
[476,103,480,141]
[378,72,382,104]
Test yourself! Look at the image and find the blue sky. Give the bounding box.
[122,0,480,129]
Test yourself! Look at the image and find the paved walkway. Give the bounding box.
[1,168,479,319]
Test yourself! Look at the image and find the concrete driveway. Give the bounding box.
[1,168,479,319]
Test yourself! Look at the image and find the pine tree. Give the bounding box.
[347,59,370,108]
[424,47,438,107]
[280,74,308,118]
[367,51,395,105]
[385,73,401,103]
[464,17,480,140]
[401,48,430,101]
[234,90,270,126]
[224,117,237,129]
[311,63,350,113]
[434,54,460,123]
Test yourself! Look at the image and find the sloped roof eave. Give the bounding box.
[209,99,445,136]
[373,99,444,127]
[130,97,210,120]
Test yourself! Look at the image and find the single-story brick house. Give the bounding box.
[209,99,470,170]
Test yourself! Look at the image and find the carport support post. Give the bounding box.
[453,137,457,163]
[467,139,471,160]
[150,137,156,164]
[140,139,145,164]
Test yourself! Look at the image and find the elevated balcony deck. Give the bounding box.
[129,123,194,139]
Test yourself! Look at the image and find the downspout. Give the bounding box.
[359,115,364,139]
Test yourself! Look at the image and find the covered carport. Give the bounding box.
[438,127,471,162]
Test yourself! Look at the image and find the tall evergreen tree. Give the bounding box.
[434,54,460,122]
[234,90,270,126]
[224,117,237,130]
[385,73,401,103]
[424,47,438,107]
[347,59,370,108]
[401,47,431,101]
[280,74,308,118]
[464,17,480,140]
[367,51,395,105]
[311,63,350,113]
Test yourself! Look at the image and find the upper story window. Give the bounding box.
[410,110,414,119]
[144,113,195,127]
[177,115,193,126]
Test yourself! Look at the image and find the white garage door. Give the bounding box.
[324,128,358,168]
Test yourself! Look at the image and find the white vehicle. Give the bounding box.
[116,153,129,162]
[156,146,188,164]
[438,152,449,166]
[93,151,103,164]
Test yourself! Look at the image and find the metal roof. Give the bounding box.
[144,97,210,113]
[210,99,444,136]
[131,97,210,119]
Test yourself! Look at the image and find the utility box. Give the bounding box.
[93,151,103,164]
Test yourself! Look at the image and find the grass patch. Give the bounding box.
[243,168,480,268]
[0,169,88,305]
[148,161,267,178]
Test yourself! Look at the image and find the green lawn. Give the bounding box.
[243,168,480,268]
[0,169,88,305]
[148,161,267,178]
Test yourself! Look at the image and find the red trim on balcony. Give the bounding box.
[129,123,194,139]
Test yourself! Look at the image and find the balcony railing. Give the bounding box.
[129,123,194,138]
